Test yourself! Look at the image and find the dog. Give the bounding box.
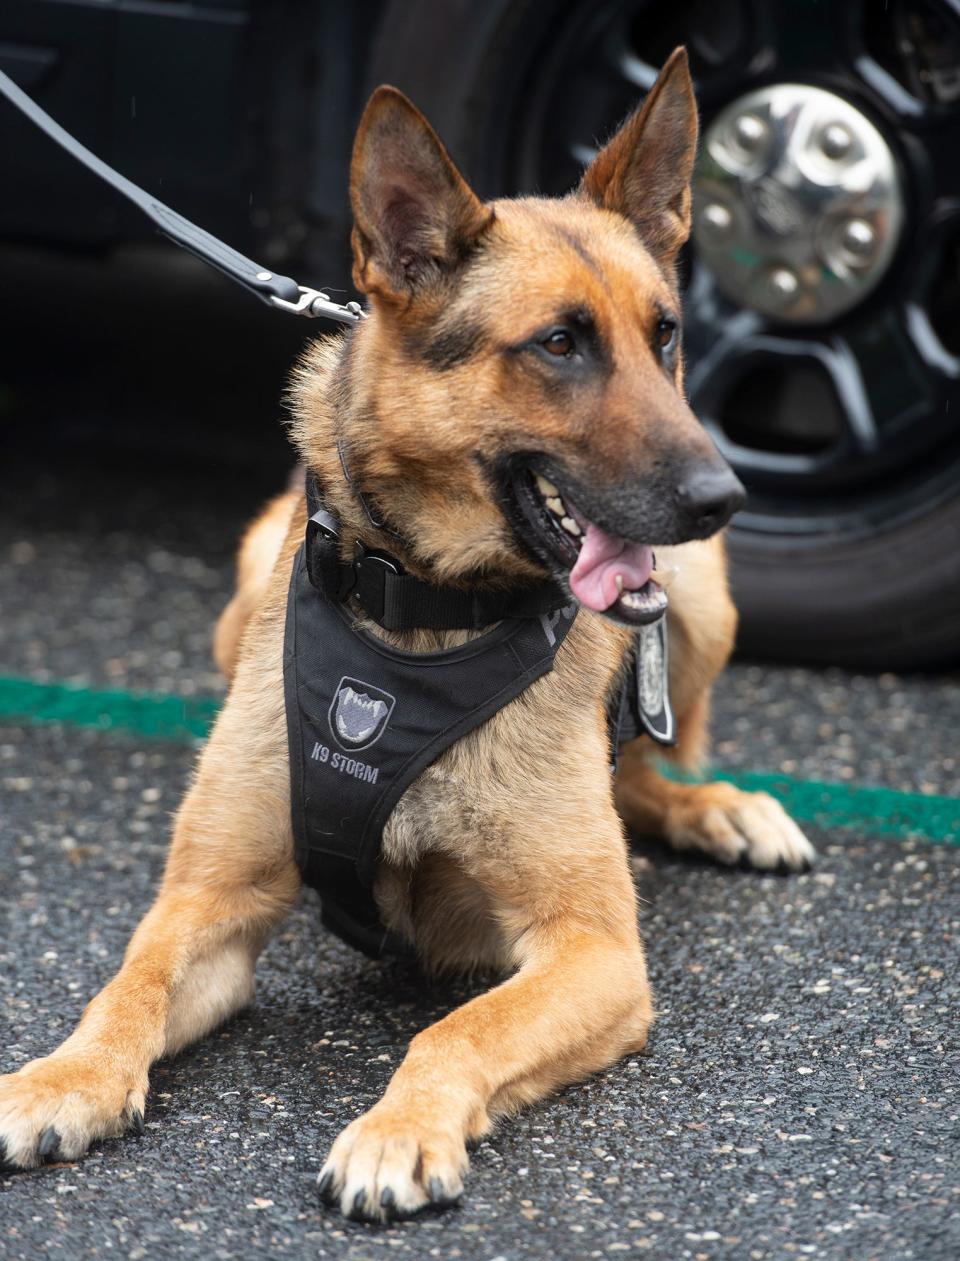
[0,48,813,1220]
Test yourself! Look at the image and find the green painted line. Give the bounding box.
[711,770,958,846]
[0,675,220,743]
[0,674,957,845]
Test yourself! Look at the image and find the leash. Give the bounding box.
[0,68,364,326]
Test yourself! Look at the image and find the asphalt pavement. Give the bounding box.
[1,246,958,1260]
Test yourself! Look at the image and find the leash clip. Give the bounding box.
[270,285,365,324]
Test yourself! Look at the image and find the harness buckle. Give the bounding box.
[269,285,365,324]
[308,509,341,542]
[306,509,350,598]
[353,540,402,575]
[352,541,405,624]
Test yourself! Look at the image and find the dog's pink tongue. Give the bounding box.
[568,523,653,611]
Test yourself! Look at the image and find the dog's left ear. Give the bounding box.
[350,85,494,304]
[580,47,698,270]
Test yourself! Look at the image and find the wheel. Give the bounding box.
[369,0,960,668]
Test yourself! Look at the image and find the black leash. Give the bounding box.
[0,69,364,326]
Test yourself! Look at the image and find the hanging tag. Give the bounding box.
[636,617,676,746]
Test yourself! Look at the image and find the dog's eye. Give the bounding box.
[542,329,575,357]
[656,318,678,355]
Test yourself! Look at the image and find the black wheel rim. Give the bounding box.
[480,0,960,544]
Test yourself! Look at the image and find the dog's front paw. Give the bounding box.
[666,782,815,871]
[318,1100,468,1222]
[0,1054,147,1170]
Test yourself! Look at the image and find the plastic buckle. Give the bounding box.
[353,539,402,575]
[305,509,347,596]
[308,509,341,542]
[352,541,404,623]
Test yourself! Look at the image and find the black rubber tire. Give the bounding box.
[728,505,960,670]
[368,0,960,670]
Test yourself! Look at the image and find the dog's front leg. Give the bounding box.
[0,682,299,1170]
[319,836,651,1222]
[615,697,815,870]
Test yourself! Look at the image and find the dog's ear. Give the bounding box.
[580,47,698,269]
[350,86,494,304]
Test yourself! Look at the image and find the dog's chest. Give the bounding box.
[378,611,626,868]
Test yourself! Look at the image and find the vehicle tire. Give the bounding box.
[369,0,960,669]
[728,498,960,669]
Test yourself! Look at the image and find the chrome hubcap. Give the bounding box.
[693,84,905,324]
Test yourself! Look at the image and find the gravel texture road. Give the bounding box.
[2,719,957,1261]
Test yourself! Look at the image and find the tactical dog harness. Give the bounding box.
[284,478,675,958]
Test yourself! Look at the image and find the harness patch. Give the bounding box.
[310,740,380,784]
[329,677,395,751]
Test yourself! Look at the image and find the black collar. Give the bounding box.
[304,474,569,631]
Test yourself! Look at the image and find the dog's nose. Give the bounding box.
[677,464,746,536]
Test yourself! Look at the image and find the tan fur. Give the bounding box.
[0,49,812,1219]
[213,491,297,681]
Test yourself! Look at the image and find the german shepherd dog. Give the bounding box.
[0,49,813,1219]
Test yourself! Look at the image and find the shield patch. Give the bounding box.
[328,676,396,751]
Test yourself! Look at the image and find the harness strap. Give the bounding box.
[305,475,569,631]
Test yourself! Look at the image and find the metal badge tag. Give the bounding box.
[636,618,676,746]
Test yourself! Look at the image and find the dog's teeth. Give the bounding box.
[545,496,564,515]
[614,574,624,595]
[650,565,679,590]
[536,475,560,498]
[561,517,581,536]
[621,586,668,610]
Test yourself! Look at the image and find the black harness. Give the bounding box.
[283,478,675,957]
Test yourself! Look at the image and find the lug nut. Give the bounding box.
[820,122,853,160]
[767,267,799,302]
[701,202,733,236]
[841,218,876,258]
[734,112,767,153]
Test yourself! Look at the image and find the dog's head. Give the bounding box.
[298,48,744,628]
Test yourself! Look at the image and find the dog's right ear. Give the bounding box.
[350,86,494,305]
[579,47,698,270]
